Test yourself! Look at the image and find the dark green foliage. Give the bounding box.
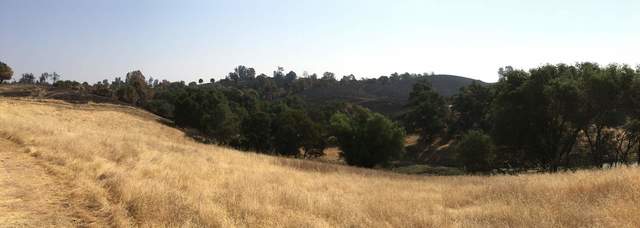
[174,88,239,144]
[146,99,174,118]
[491,65,585,170]
[450,82,492,134]
[145,81,187,118]
[271,109,321,156]
[489,63,640,171]
[580,64,632,167]
[240,112,272,153]
[404,80,447,144]
[0,61,13,83]
[330,106,405,168]
[455,130,495,172]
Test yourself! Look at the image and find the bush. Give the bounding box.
[330,106,405,168]
[455,130,495,173]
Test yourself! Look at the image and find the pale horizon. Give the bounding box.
[2,0,639,83]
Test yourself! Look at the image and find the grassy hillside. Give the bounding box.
[1,98,639,227]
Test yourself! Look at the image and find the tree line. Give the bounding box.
[2,61,639,173]
[413,63,640,172]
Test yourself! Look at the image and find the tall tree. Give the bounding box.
[404,80,447,144]
[492,64,587,171]
[119,70,153,106]
[580,64,629,167]
[0,62,12,83]
[450,82,492,134]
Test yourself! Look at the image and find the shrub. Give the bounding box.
[330,106,405,168]
[456,130,495,173]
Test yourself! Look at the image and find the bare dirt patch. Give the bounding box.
[0,138,98,227]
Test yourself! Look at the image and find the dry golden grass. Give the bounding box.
[1,98,639,227]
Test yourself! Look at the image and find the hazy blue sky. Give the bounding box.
[1,0,638,83]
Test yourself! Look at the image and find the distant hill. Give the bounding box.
[295,74,487,116]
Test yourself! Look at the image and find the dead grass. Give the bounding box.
[0,98,639,227]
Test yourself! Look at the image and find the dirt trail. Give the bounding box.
[0,138,85,227]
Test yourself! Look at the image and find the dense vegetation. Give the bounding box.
[449,63,640,172]
[2,61,639,172]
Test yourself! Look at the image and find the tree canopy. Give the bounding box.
[0,61,14,83]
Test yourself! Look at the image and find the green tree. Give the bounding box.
[450,82,492,134]
[404,80,447,144]
[580,64,630,167]
[271,109,319,156]
[240,111,273,153]
[330,106,405,168]
[456,130,495,173]
[492,64,589,171]
[174,88,239,144]
[0,61,13,83]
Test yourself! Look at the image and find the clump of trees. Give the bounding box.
[331,106,405,167]
[412,63,640,173]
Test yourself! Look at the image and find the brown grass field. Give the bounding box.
[1,97,639,227]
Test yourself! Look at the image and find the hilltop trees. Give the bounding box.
[18,73,35,84]
[114,71,154,106]
[0,62,13,83]
[331,106,405,167]
[38,73,50,84]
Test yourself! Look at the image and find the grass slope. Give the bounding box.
[0,98,639,227]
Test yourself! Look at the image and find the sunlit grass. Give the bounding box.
[1,98,639,227]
